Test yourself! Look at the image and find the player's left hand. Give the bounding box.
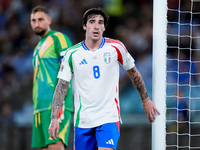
[48,119,59,140]
[142,98,160,123]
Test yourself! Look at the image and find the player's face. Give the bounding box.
[30,11,51,37]
[83,15,105,42]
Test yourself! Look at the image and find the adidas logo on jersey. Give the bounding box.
[79,59,88,65]
[106,139,114,145]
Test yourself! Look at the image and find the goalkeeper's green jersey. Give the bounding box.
[32,30,73,114]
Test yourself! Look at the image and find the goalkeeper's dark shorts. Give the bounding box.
[32,110,72,148]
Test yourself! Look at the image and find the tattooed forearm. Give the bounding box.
[51,79,69,119]
[127,66,148,101]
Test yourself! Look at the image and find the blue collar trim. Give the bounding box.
[81,38,105,51]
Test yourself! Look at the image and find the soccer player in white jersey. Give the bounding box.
[49,7,160,150]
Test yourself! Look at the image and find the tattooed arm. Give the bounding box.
[127,66,160,122]
[49,79,69,140]
[127,66,148,101]
[51,79,69,119]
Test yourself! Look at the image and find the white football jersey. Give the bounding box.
[58,38,135,128]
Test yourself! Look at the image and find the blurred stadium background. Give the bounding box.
[0,0,195,150]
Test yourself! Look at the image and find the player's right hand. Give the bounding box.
[48,119,59,140]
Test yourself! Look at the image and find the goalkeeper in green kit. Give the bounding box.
[30,6,73,150]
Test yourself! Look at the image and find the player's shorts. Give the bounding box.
[32,110,72,148]
[74,122,120,150]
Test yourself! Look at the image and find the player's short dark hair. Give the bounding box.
[82,7,109,27]
[31,5,49,15]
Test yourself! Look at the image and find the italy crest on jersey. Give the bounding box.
[104,52,111,64]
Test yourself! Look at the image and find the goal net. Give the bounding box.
[152,0,200,150]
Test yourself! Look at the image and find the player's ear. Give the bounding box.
[48,16,51,25]
[83,24,87,30]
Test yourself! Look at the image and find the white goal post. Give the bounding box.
[152,0,167,150]
[152,0,200,150]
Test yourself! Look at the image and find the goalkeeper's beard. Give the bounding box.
[34,28,46,36]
